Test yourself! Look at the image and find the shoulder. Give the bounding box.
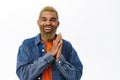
[62,39,72,48]
[22,37,35,45]
[22,33,40,46]
[62,39,71,45]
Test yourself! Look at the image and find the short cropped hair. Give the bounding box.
[39,6,59,20]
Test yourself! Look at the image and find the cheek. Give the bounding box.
[38,21,44,26]
[39,26,44,31]
[38,23,43,30]
[53,23,59,27]
[39,22,43,26]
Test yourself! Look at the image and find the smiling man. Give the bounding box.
[16,6,83,80]
[37,7,59,42]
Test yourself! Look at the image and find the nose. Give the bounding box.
[46,20,51,25]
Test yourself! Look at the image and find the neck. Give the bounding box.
[41,34,56,42]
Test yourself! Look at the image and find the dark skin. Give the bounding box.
[37,11,62,59]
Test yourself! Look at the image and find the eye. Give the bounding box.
[40,17,46,21]
[50,18,57,22]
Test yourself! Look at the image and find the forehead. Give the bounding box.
[40,11,57,19]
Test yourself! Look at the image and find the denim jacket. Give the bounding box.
[16,34,83,80]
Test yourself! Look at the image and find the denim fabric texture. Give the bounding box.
[16,33,83,80]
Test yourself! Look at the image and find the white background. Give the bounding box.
[0,0,119,80]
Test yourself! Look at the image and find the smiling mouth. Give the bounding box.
[44,27,55,33]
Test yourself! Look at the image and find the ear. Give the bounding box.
[57,21,60,27]
[37,20,40,26]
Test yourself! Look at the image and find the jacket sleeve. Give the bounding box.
[55,43,83,80]
[16,41,55,80]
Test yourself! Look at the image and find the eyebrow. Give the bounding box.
[40,17,57,20]
[40,17,46,19]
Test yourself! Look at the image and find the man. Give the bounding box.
[16,6,83,80]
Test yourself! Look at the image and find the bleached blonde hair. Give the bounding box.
[39,6,59,20]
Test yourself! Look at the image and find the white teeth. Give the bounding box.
[45,27,52,29]
[45,27,51,29]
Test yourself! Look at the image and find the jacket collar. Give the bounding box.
[35,33,42,45]
[35,33,57,45]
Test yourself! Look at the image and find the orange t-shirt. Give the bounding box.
[42,41,52,80]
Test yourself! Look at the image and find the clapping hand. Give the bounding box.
[49,33,62,59]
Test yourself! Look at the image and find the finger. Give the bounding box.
[53,33,62,46]
[56,45,62,59]
[56,33,62,41]
[58,33,62,40]
[56,37,62,49]
[57,33,62,44]
[56,39,62,59]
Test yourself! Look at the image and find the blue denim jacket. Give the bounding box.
[16,34,83,80]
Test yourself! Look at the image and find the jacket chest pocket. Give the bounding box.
[32,45,46,60]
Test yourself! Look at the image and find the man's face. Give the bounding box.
[37,11,59,39]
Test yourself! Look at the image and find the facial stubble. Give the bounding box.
[40,27,57,41]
